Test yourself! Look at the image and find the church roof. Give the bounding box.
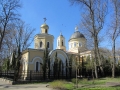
[69,31,85,40]
[40,23,49,29]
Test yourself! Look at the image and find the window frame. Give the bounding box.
[40,41,42,48]
[47,41,50,48]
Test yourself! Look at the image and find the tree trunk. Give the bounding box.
[112,40,116,78]
[92,69,94,84]
[0,23,7,50]
[94,37,98,78]
[96,36,104,76]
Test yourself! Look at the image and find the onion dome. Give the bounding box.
[40,23,49,29]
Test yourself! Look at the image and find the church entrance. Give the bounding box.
[49,49,70,79]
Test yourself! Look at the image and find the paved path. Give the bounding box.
[0,79,52,90]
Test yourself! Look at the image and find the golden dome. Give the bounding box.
[40,23,49,29]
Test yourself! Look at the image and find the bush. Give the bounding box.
[71,78,76,85]
[49,80,66,89]
[71,78,79,85]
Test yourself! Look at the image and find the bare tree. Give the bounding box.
[69,0,108,78]
[109,0,120,78]
[0,24,16,65]
[9,20,35,80]
[13,20,35,54]
[0,20,35,73]
[0,0,21,51]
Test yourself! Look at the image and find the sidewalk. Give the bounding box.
[0,79,52,90]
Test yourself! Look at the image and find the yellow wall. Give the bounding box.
[34,34,54,51]
[68,38,86,53]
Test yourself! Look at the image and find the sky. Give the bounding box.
[19,0,119,50]
[19,0,82,50]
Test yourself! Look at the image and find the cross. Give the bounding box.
[60,30,62,35]
[75,26,79,31]
[43,18,47,23]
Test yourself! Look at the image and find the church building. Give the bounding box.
[21,19,92,79]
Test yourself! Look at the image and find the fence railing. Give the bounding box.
[0,70,120,81]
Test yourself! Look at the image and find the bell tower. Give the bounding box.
[34,18,54,51]
[56,33,66,51]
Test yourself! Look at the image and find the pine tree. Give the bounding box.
[7,58,10,71]
[48,56,50,79]
[2,58,10,71]
[58,60,61,78]
[11,51,16,69]
[54,52,58,77]
[69,55,73,78]
[42,47,49,80]
[66,59,68,78]
[13,45,22,81]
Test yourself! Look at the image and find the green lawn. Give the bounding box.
[75,86,120,90]
[78,77,120,85]
[49,77,120,90]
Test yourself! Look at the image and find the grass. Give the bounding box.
[64,83,74,90]
[75,86,120,90]
[49,80,66,89]
[77,77,120,85]
[78,78,106,85]
[49,77,120,90]
[49,80,74,90]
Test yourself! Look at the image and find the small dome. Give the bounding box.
[58,32,64,38]
[70,31,85,40]
[40,23,49,29]
[60,32,64,37]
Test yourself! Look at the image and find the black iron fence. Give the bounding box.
[0,71,14,79]
[19,70,77,81]
[0,69,120,82]
[0,70,76,81]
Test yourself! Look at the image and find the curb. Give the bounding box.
[0,78,13,85]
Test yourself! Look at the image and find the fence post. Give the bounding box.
[62,63,63,79]
[1,71,2,77]
[30,70,32,82]
[14,70,16,81]
[7,70,9,78]
[5,71,6,78]
[48,68,50,79]
[39,71,41,81]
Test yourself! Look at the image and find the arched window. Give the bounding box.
[40,41,42,48]
[36,62,39,72]
[47,42,50,48]
[79,42,82,47]
[45,29,47,33]
[74,42,76,47]
[62,40,63,46]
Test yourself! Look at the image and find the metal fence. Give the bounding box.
[0,70,120,82]
[0,71,14,79]
[0,70,76,81]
